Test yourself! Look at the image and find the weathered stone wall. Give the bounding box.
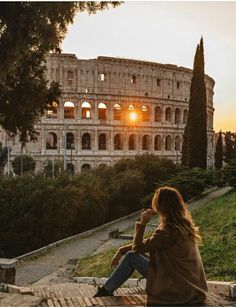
[0,54,215,173]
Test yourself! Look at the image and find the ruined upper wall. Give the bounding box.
[45,53,215,107]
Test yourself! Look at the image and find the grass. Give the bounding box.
[75,191,236,281]
[192,190,236,281]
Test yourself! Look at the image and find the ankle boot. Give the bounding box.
[93,286,113,297]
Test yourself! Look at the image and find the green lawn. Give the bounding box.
[75,191,236,281]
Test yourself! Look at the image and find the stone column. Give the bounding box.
[0,258,18,284]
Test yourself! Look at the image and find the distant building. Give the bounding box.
[0,54,215,173]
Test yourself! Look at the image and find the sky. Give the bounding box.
[61,1,236,132]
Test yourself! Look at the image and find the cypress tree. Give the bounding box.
[215,131,223,169]
[183,38,207,169]
[224,131,235,163]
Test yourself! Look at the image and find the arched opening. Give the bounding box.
[81,102,91,119]
[154,106,162,122]
[175,108,181,124]
[114,134,122,150]
[128,104,135,111]
[66,133,74,149]
[165,135,172,151]
[114,104,121,120]
[183,109,188,124]
[154,135,162,151]
[98,134,106,150]
[98,102,106,120]
[128,134,136,150]
[82,133,91,150]
[165,107,171,122]
[64,101,75,119]
[46,101,58,118]
[98,163,106,169]
[141,105,150,121]
[175,135,181,151]
[46,132,57,149]
[142,134,149,150]
[81,164,91,172]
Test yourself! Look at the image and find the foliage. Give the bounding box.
[11,154,36,175]
[221,159,236,188]
[0,142,8,174]
[215,131,223,169]
[224,131,236,163]
[183,38,207,169]
[159,168,215,202]
[0,2,121,144]
[114,154,179,195]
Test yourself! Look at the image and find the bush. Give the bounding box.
[222,159,236,188]
[158,168,214,202]
[12,154,36,175]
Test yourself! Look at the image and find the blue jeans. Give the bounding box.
[104,251,149,293]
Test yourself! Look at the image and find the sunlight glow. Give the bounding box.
[129,111,137,122]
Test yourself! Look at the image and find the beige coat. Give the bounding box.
[119,222,208,306]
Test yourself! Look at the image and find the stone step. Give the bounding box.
[3,283,235,306]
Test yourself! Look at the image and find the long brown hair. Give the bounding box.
[152,186,202,244]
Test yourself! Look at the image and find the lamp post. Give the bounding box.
[63,124,67,171]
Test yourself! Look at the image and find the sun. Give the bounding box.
[129,111,137,122]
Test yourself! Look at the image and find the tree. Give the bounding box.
[224,131,235,163]
[0,2,121,144]
[215,131,223,169]
[12,155,36,175]
[0,143,8,175]
[183,38,207,169]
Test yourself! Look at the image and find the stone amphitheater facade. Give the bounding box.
[1,53,215,173]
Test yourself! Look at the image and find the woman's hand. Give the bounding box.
[140,209,156,225]
[111,250,122,268]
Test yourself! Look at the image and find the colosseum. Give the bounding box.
[1,53,215,173]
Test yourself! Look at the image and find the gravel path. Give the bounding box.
[16,186,232,286]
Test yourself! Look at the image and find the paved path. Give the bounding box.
[16,186,232,287]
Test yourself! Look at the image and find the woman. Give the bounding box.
[94,186,208,306]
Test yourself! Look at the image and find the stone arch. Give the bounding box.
[98,133,106,150]
[141,105,150,121]
[154,135,162,151]
[66,132,75,149]
[175,108,181,124]
[82,133,91,150]
[81,101,91,119]
[128,134,136,150]
[81,164,91,172]
[64,101,75,119]
[165,135,172,151]
[114,134,123,150]
[154,106,162,122]
[183,109,188,124]
[165,107,172,122]
[175,135,181,151]
[46,132,57,149]
[114,104,121,120]
[142,134,150,150]
[98,102,106,120]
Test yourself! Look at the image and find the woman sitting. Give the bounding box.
[94,186,208,306]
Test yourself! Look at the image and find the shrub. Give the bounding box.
[222,159,236,188]
[158,168,212,201]
[12,154,36,175]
